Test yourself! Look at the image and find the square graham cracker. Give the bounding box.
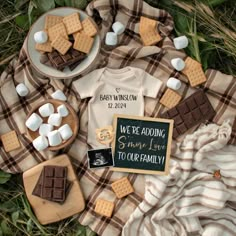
[35,41,53,53]
[51,36,72,55]
[23,154,85,225]
[45,15,63,30]
[182,57,207,87]
[73,33,94,54]
[62,13,82,35]
[81,18,97,37]
[140,26,162,46]
[160,88,182,109]
[94,199,115,218]
[111,177,134,199]
[48,22,68,42]
[139,16,157,34]
[1,131,21,152]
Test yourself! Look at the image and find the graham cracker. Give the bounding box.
[73,33,94,54]
[81,18,97,37]
[44,15,63,30]
[1,131,21,152]
[35,41,53,53]
[140,26,162,46]
[62,13,82,35]
[139,16,157,34]
[94,199,114,218]
[48,22,68,42]
[111,177,134,199]
[51,36,72,55]
[182,57,207,87]
[160,88,182,109]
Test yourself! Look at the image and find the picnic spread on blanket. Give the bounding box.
[0,0,235,235]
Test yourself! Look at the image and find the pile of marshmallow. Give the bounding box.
[166,35,189,91]
[105,22,125,46]
[25,90,73,151]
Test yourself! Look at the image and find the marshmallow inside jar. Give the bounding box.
[58,124,73,141]
[48,130,62,146]
[48,113,62,127]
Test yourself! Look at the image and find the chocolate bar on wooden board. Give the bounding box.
[160,90,216,139]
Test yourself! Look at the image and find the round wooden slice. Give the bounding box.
[26,99,79,151]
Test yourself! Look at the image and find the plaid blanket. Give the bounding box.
[0,0,235,235]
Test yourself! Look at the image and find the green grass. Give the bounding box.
[0,0,236,235]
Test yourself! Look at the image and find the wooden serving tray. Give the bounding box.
[26,99,79,151]
[23,154,85,225]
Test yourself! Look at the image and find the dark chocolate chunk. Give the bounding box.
[160,90,216,139]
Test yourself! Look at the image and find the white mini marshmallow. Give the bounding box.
[105,32,118,46]
[38,103,54,117]
[25,113,43,131]
[34,31,48,44]
[57,104,69,117]
[16,83,29,97]
[171,58,185,71]
[39,123,53,137]
[51,90,67,101]
[48,113,62,127]
[48,130,62,146]
[58,124,73,141]
[173,36,188,50]
[32,135,48,151]
[167,77,182,90]
[112,22,125,35]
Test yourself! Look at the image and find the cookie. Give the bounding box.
[44,15,63,30]
[51,36,72,55]
[94,199,114,218]
[111,177,134,199]
[73,33,94,54]
[1,131,21,152]
[35,41,53,53]
[81,18,97,37]
[160,88,182,109]
[48,22,68,42]
[139,16,157,34]
[62,13,82,35]
[182,57,207,87]
[140,26,162,46]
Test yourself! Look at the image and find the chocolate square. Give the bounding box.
[173,115,183,125]
[192,108,202,120]
[44,178,53,187]
[168,107,178,117]
[54,179,64,188]
[187,99,197,110]
[177,103,189,114]
[42,188,53,198]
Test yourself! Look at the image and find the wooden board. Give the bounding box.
[26,99,79,151]
[23,154,85,225]
[112,114,173,175]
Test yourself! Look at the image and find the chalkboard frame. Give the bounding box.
[112,114,173,175]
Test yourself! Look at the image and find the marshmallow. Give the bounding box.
[32,135,48,151]
[34,31,48,44]
[58,124,73,141]
[173,36,188,50]
[105,32,118,46]
[26,113,43,131]
[51,90,67,101]
[39,123,53,137]
[38,103,54,117]
[48,113,62,127]
[167,77,182,91]
[112,22,125,35]
[57,104,69,117]
[16,83,29,97]
[171,58,185,71]
[48,130,62,146]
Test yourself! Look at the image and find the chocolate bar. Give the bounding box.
[32,169,72,204]
[160,90,216,139]
[40,49,86,71]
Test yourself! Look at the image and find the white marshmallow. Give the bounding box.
[34,31,48,44]
[38,103,54,117]
[58,124,73,141]
[51,90,67,101]
[112,22,125,35]
[48,113,62,127]
[57,104,69,117]
[173,36,188,50]
[105,32,118,46]
[167,77,182,90]
[25,113,43,131]
[32,135,48,151]
[48,130,62,146]
[39,123,53,137]
[16,83,29,97]
[171,58,185,71]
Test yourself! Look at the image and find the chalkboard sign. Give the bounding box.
[112,114,173,175]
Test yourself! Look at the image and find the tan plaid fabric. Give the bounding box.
[0,0,235,235]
